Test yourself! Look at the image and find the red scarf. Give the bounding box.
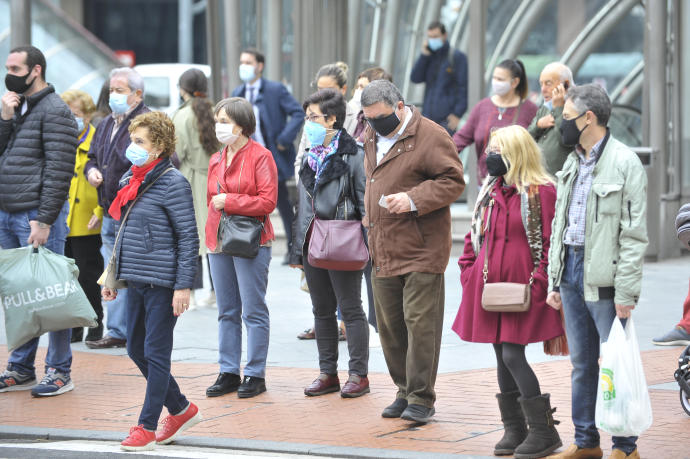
[108,158,163,220]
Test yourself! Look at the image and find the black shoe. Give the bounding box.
[206,373,241,397]
[71,327,83,343]
[85,324,104,342]
[400,404,435,423]
[381,398,408,418]
[237,375,266,398]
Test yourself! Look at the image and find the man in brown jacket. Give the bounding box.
[360,80,465,423]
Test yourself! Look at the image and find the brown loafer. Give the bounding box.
[297,327,315,340]
[341,374,370,398]
[304,373,340,396]
[85,335,127,349]
[547,444,603,459]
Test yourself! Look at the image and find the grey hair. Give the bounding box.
[559,64,573,85]
[566,83,611,126]
[109,67,145,93]
[360,80,403,108]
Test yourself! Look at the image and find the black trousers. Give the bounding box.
[65,235,104,324]
[276,180,294,252]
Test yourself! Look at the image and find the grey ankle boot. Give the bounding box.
[514,393,562,459]
[494,391,528,456]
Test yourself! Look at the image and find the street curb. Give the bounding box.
[0,426,496,458]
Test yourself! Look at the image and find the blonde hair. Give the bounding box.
[60,89,96,115]
[488,125,553,192]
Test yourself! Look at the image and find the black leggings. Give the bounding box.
[493,342,541,398]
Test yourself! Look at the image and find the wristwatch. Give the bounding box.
[37,221,50,229]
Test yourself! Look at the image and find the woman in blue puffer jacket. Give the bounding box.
[101,111,201,452]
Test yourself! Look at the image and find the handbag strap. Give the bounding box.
[110,167,175,261]
[482,195,540,285]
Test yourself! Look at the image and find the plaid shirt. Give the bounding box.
[563,137,605,246]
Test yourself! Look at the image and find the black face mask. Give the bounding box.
[367,109,400,137]
[5,68,35,94]
[486,152,508,177]
[560,112,588,147]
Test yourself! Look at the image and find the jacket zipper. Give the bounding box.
[595,195,599,223]
[627,200,632,227]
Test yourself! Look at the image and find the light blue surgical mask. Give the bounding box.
[428,38,444,52]
[304,120,327,147]
[75,117,84,133]
[544,100,553,111]
[239,64,256,83]
[125,143,151,167]
[109,93,130,115]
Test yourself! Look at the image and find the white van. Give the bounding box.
[133,63,211,115]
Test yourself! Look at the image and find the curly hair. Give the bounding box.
[128,111,176,158]
[60,89,97,115]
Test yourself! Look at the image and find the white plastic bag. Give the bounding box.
[595,317,653,436]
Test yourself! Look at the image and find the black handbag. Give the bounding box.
[218,212,264,258]
[216,159,265,258]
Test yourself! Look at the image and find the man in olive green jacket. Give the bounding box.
[528,62,574,175]
[546,84,647,459]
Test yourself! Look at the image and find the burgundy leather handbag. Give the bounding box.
[307,218,369,271]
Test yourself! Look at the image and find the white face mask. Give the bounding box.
[216,123,239,145]
[351,88,362,104]
[492,79,512,97]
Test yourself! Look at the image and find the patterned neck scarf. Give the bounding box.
[307,129,341,182]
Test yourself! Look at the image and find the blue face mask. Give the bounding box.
[75,117,84,133]
[304,120,327,147]
[428,37,444,52]
[109,93,130,115]
[239,64,256,83]
[544,100,553,111]
[125,143,151,167]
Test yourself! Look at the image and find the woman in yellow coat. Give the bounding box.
[61,90,104,343]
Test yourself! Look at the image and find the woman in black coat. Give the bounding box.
[101,112,201,452]
[289,89,370,399]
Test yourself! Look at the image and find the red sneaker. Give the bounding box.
[120,424,156,451]
[156,402,202,444]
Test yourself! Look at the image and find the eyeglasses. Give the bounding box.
[305,114,327,122]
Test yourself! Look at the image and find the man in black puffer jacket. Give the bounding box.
[0,46,78,397]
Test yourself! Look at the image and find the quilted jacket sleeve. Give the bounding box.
[164,174,200,290]
[38,101,78,224]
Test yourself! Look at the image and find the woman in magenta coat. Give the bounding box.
[452,125,564,459]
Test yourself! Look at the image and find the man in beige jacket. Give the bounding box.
[360,80,465,423]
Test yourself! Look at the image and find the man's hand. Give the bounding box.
[615,304,635,318]
[537,114,555,129]
[212,193,227,211]
[102,287,118,301]
[27,220,50,248]
[277,143,286,151]
[172,288,191,316]
[289,264,303,269]
[546,291,562,310]
[87,168,103,187]
[1,91,20,120]
[87,214,101,230]
[551,83,567,108]
[421,39,431,56]
[447,114,460,132]
[386,192,412,214]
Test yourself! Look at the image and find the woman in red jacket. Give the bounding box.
[452,125,564,459]
[205,97,278,399]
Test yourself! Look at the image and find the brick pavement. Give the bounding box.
[1,347,688,458]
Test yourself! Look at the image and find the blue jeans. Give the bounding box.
[0,202,72,375]
[209,247,271,378]
[100,215,128,340]
[559,246,637,454]
[126,281,188,430]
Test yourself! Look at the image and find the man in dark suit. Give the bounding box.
[231,49,304,261]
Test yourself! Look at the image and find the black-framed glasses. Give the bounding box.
[305,114,327,122]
